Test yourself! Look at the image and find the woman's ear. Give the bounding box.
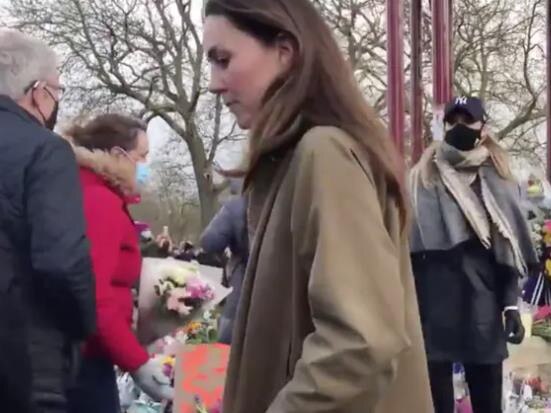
[110,146,125,158]
[275,34,295,72]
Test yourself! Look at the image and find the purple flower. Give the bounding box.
[186,277,215,301]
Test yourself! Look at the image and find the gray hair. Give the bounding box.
[0,29,58,100]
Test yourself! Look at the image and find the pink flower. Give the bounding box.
[162,363,173,377]
[166,288,193,316]
[535,305,551,321]
[186,277,215,301]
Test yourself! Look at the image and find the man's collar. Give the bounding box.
[0,95,42,126]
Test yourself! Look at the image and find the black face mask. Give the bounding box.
[444,124,481,151]
[32,86,60,131]
[44,100,59,131]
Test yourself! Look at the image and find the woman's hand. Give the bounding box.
[131,358,174,402]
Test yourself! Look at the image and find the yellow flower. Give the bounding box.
[161,355,175,367]
[185,321,202,334]
[546,260,551,278]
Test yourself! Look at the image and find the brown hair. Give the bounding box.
[65,113,147,152]
[205,0,408,224]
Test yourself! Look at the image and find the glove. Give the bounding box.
[131,358,175,402]
[504,309,525,345]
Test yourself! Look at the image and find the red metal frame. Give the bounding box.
[448,0,454,93]
[547,0,551,181]
[431,0,453,106]
[388,0,454,161]
[386,0,406,154]
[411,0,424,163]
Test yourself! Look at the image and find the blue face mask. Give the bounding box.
[136,163,150,186]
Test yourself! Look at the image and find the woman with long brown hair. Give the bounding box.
[203,1,432,412]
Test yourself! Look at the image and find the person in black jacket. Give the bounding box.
[0,29,96,413]
[410,97,538,413]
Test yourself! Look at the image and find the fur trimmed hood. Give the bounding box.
[62,135,136,195]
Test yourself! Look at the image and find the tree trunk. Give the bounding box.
[186,122,220,229]
[196,174,219,230]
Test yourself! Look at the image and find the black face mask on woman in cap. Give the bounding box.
[444,124,481,151]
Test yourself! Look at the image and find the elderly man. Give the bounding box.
[0,30,96,413]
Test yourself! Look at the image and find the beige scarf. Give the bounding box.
[435,143,528,275]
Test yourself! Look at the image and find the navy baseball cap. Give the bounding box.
[444,96,488,123]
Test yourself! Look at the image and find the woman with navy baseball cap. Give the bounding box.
[410,96,538,413]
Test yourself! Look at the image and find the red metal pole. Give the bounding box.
[449,0,454,93]
[387,0,405,154]
[547,0,551,181]
[431,0,452,106]
[411,0,424,163]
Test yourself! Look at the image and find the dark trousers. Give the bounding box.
[0,292,32,413]
[67,357,120,413]
[428,361,502,413]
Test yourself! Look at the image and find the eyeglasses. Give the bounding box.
[24,80,66,100]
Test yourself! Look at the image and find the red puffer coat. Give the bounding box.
[74,146,148,372]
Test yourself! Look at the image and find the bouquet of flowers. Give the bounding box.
[154,261,215,317]
[147,311,220,355]
[504,370,551,412]
[532,306,551,342]
[180,316,218,344]
[525,221,551,307]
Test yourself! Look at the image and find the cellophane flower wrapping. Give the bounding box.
[154,261,215,317]
[504,366,551,412]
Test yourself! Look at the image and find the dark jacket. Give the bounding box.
[200,196,248,344]
[412,240,518,364]
[0,96,96,412]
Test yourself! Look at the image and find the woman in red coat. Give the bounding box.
[65,114,173,413]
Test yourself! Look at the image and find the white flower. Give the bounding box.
[163,266,190,286]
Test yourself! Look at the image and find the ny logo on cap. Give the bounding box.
[455,96,468,105]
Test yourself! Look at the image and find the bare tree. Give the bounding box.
[312,0,390,110]
[313,0,546,162]
[7,0,547,190]
[452,0,547,160]
[7,0,241,227]
[131,190,202,244]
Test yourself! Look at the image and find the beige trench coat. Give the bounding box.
[223,126,433,413]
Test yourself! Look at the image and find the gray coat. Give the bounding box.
[200,196,248,344]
